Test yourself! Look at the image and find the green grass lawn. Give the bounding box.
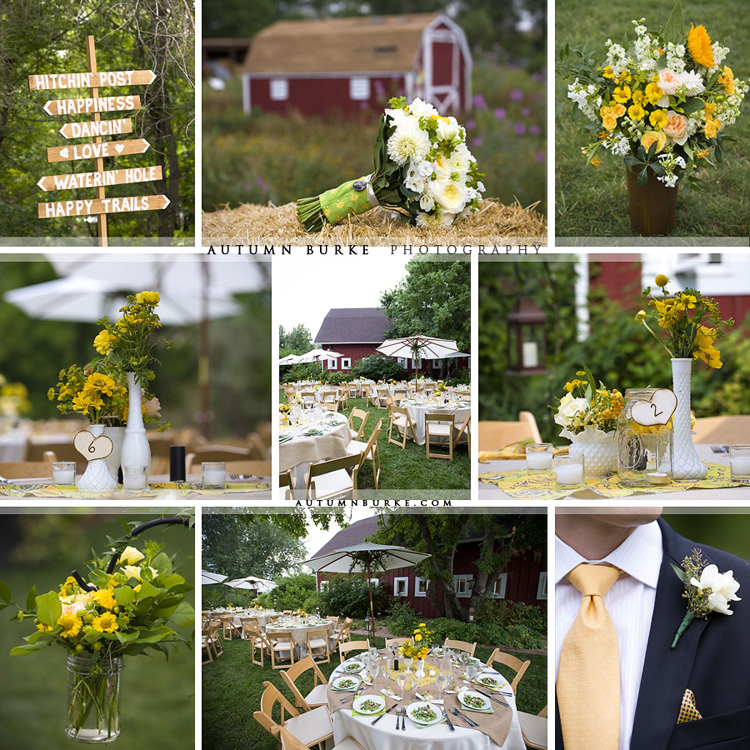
[0,515,195,750]
[203,633,547,750]
[284,396,470,491]
[555,0,750,239]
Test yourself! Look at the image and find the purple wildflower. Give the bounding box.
[510,89,524,102]
[522,107,531,117]
[535,151,545,163]
[465,119,476,130]
[494,108,506,120]
[514,122,526,136]
[529,124,541,135]
[472,138,484,147]
[473,93,487,110]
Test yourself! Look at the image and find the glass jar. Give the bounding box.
[66,653,124,744]
[617,388,673,486]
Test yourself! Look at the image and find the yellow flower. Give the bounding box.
[92,612,119,633]
[414,634,422,641]
[649,109,668,129]
[641,130,666,153]
[602,113,618,131]
[718,66,735,95]
[631,90,645,105]
[602,65,615,79]
[591,156,602,167]
[93,329,117,356]
[628,103,646,122]
[94,589,116,610]
[705,118,721,139]
[636,310,647,322]
[85,373,116,396]
[645,82,663,105]
[72,391,103,413]
[687,24,714,68]
[612,85,632,103]
[119,545,145,565]
[655,274,670,288]
[36,621,54,632]
[680,293,698,309]
[135,291,160,306]
[612,104,626,118]
[57,613,83,638]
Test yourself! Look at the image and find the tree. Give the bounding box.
[279,323,312,353]
[380,259,470,352]
[202,513,305,579]
[371,513,545,622]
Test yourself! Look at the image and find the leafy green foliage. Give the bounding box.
[350,355,405,381]
[254,573,320,612]
[279,324,313,353]
[316,576,390,619]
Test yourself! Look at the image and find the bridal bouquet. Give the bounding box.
[297,97,485,231]
[559,1,747,187]
[0,515,193,743]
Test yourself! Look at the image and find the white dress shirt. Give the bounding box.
[555,520,663,750]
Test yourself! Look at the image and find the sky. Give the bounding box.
[302,505,377,566]
[275,253,412,341]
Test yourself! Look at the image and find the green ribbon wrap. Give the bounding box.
[297,177,374,232]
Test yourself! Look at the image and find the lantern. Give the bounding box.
[506,298,548,376]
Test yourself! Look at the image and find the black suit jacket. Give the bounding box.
[556,518,750,749]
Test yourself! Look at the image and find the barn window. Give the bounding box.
[327,357,337,369]
[537,572,548,600]
[319,580,329,592]
[491,574,508,599]
[397,357,407,368]
[349,77,371,101]
[341,358,351,370]
[454,575,473,598]
[415,577,429,597]
[269,79,288,100]
[394,577,408,597]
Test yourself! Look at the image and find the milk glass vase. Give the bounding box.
[120,372,151,486]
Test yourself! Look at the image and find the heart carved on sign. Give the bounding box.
[114,143,125,154]
[59,147,70,159]
[631,389,678,427]
[73,430,113,461]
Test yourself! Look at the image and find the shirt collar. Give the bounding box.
[555,520,662,589]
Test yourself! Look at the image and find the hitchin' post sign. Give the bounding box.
[28,36,169,246]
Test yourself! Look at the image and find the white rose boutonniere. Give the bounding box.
[670,549,741,649]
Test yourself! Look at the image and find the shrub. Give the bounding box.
[351,355,405,382]
[318,575,390,619]
[255,573,317,611]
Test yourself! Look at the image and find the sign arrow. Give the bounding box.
[43,95,141,117]
[37,166,163,192]
[47,139,150,163]
[59,118,133,139]
[38,194,170,218]
[29,70,156,90]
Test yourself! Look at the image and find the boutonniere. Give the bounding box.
[670,548,741,649]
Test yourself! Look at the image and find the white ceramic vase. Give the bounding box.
[77,425,119,492]
[671,358,707,480]
[568,427,618,477]
[120,372,151,484]
[103,425,126,481]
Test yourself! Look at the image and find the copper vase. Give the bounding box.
[626,167,678,236]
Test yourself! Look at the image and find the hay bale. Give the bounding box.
[202,199,547,247]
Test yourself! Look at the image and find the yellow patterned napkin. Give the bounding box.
[478,464,739,500]
[0,481,270,498]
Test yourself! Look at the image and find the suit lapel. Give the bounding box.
[629,520,712,750]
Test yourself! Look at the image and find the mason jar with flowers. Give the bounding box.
[554,366,624,477]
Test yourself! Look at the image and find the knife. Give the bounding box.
[441,706,456,732]
[371,704,397,725]
[475,688,509,707]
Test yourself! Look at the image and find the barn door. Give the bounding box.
[422,25,461,111]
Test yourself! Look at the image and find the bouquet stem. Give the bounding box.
[66,654,123,744]
[297,178,375,232]
[671,610,695,649]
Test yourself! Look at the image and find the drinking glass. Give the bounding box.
[436,673,449,701]
[396,672,407,698]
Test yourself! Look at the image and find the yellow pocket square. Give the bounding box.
[677,688,703,724]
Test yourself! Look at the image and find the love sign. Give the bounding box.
[74,430,114,461]
[631,389,678,427]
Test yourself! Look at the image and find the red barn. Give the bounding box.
[311,516,548,619]
[241,13,472,117]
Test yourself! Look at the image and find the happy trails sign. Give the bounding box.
[28,37,169,246]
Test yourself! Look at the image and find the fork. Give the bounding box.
[451,706,479,727]
[710,445,729,453]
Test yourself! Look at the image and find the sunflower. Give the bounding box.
[92,612,119,634]
[57,613,83,639]
[687,24,714,68]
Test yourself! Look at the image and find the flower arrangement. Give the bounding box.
[48,366,127,425]
[0,374,31,420]
[559,2,747,188]
[279,403,291,420]
[554,366,624,439]
[636,274,733,369]
[297,97,485,231]
[412,621,432,647]
[670,548,740,648]
[400,641,429,661]
[0,515,193,742]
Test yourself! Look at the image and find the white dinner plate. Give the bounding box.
[406,701,443,726]
[342,660,365,673]
[458,690,491,712]
[474,673,506,690]
[352,695,386,715]
[332,675,362,691]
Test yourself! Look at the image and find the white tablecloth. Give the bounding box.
[478,444,750,499]
[267,619,333,657]
[328,663,525,750]
[402,400,472,446]
[279,413,351,484]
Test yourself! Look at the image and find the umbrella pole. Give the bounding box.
[366,560,376,643]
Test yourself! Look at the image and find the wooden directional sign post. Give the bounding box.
[29,36,169,246]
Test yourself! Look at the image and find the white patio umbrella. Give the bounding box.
[201,570,228,585]
[304,542,430,641]
[224,575,277,593]
[376,336,459,385]
[295,347,344,374]
[279,354,301,366]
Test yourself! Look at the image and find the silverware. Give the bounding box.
[441,706,455,732]
[710,445,729,453]
[400,706,407,731]
[475,688,509,707]
[451,706,479,727]
[371,704,396,725]
[395,706,404,730]
[341,687,365,704]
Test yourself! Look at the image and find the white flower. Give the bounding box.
[477,181,485,193]
[385,108,408,128]
[417,161,435,178]
[119,545,145,565]
[407,98,438,119]
[387,119,431,166]
[679,70,706,97]
[554,393,589,429]
[449,143,473,174]
[690,564,741,615]
[436,117,461,143]
[416,211,455,229]
[427,177,468,214]
[419,194,434,211]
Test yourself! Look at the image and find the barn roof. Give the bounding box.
[243,13,444,74]
[311,516,383,558]
[315,308,390,345]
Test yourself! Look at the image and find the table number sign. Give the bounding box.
[631,389,678,427]
[73,430,113,461]
[28,36,168,246]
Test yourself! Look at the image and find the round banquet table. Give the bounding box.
[266,618,334,658]
[279,412,351,486]
[401,398,471,446]
[328,657,525,750]
[219,610,281,628]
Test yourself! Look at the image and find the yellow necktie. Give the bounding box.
[557,563,622,750]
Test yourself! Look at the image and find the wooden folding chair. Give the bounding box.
[339,639,370,663]
[280,655,329,711]
[453,413,471,452]
[425,412,454,460]
[346,418,382,489]
[267,630,297,670]
[347,408,369,441]
[486,647,531,694]
[278,726,365,750]
[305,454,360,501]
[518,705,548,749]
[280,469,295,500]
[305,627,331,664]
[444,637,476,656]
[388,405,416,448]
